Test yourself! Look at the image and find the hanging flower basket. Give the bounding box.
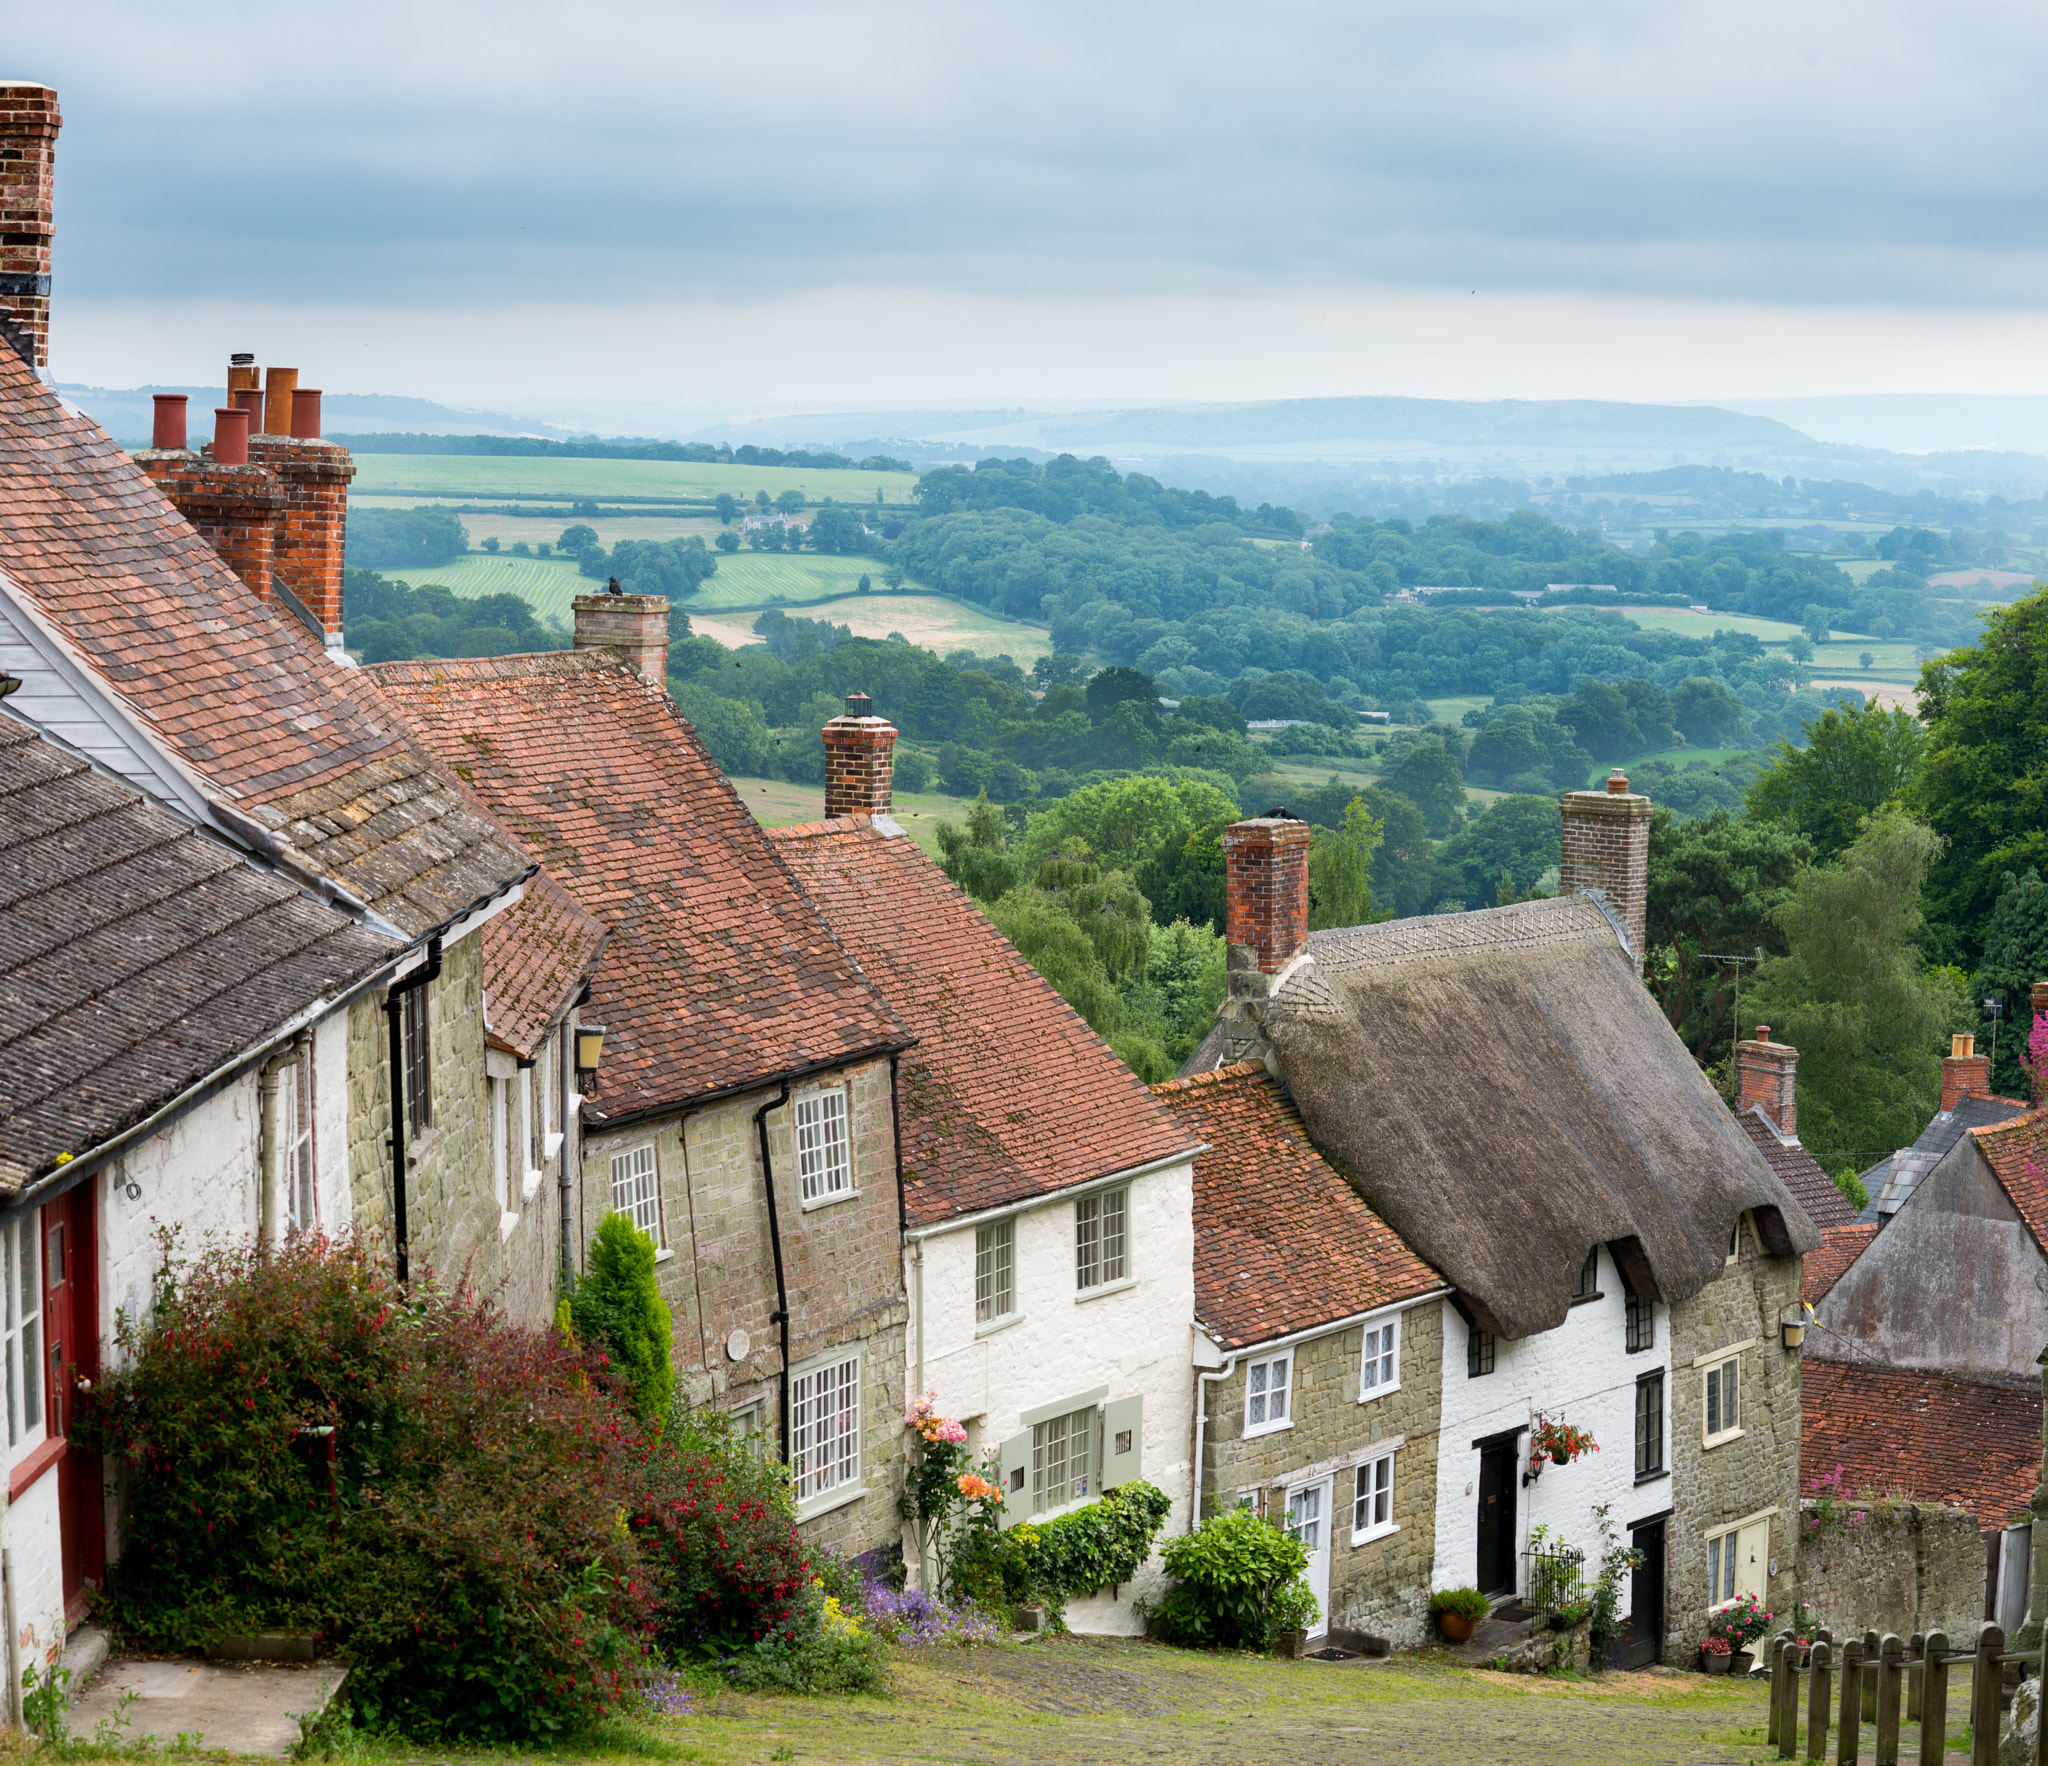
[1529,1416,1598,1470]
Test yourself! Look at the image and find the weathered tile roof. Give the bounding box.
[481,869,606,1061]
[1736,1107,1858,1230]
[0,347,526,932]
[1803,1223,1878,1306]
[1855,1093,2031,1224]
[1964,1107,2048,1255]
[364,653,907,1118]
[0,716,401,1188]
[767,812,1198,1224]
[1151,1061,1443,1350]
[1801,1357,2041,1527]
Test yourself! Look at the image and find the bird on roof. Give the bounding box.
[607,576,622,595]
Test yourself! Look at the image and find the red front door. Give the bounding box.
[42,1188,100,1621]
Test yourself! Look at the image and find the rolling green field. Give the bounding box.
[685,552,900,608]
[691,591,1051,662]
[349,453,921,504]
[399,553,589,620]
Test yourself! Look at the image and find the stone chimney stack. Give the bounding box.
[1735,1025,1799,1138]
[1223,814,1314,977]
[1942,1033,1991,1114]
[0,84,60,369]
[822,692,897,818]
[573,589,669,684]
[1560,768,1653,975]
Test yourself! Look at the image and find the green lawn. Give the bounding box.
[349,453,921,505]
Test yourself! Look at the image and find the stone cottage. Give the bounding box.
[769,701,1202,1629]
[368,619,917,1561]
[1184,773,1819,1664]
[1150,1061,1446,1648]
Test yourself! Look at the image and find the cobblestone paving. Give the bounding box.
[667,1638,1830,1766]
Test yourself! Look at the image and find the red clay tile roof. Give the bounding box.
[364,653,906,1117]
[1967,1107,2048,1256]
[0,716,401,1187]
[1737,1107,1858,1230]
[1801,1358,2041,1527]
[482,870,606,1061]
[767,813,1198,1224]
[0,349,525,932]
[1803,1224,1879,1306]
[1151,1061,1444,1350]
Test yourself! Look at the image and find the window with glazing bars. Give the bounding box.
[280,1057,315,1234]
[2,1217,40,1458]
[791,1355,860,1502]
[1032,1406,1094,1510]
[1467,1327,1495,1378]
[1353,1451,1395,1538]
[1625,1288,1654,1352]
[610,1144,661,1239]
[1572,1246,1599,1299]
[1705,1357,1740,1441]
[975,1219,1014,1323]
[1360,1315,1398,1393]
[1634,1372,1664,1477]
[1075,1188,1126,1290]
[400,986,432,1134]
[795,1088,852,1200]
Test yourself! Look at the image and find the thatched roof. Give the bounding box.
[1248,892,1822,1340]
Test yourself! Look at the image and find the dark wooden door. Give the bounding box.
[1477,1444,1516,1595]
[1609,1518,1667,1669]
[43,1188,100,1622]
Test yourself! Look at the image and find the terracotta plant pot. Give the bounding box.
[1437,1611,1477,1643]
[1702,1651,1731,1675]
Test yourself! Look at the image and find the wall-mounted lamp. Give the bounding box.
[0,672,21,699]
[1780,1307,1806,1351]
[575,1022,606,1073]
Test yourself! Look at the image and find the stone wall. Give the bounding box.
[1203,1301,1443,1649]
[580,1058,905,1561]
[1797,1500,1984,1644]
[1667,1231,1805,1664]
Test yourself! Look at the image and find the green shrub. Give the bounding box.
[948,1482,1172,1622]
[1429,1586,1492,1621]
[1149,1510,1312,1651]
[568,1213,675,1423]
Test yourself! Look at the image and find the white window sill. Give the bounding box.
[521,1167,545,1203]
[975,1311,1023,1340]
[1350,1522,1400,1548]
[800,1187,860,1213]
[796,1481,867,1523]
[406,1127,444,1165]
[1023,1491,1099,1525]
[497,1209,520,1242]
[654,1247,676,1265]
[1075,1274,1138,1304]
[1358,1379,1402,1404]
[544,1130,564,1159]
[1243,1417,1295,1440]
[570,1091,584,1117]
[1703,1428,1745,1450]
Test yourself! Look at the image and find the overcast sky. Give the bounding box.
[14,0,2048,420]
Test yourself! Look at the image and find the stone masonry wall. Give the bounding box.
[580,1058,905,1561]
[1797,1500,1984,1644]
[1667,1233,1805,1663]
[1204,1302,1443,1649]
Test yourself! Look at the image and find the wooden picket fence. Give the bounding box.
[1761,1621,2045,1766]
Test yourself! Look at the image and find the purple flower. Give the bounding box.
[637,1671,696,1716]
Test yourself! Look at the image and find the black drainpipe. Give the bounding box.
[382,935,443,1284]
[753,1079,794,1461]
[889,1051,907,1238]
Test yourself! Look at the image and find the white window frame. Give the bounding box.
[1075,1186,1128,1292]
[276,1055,315,1236]
[1351,1449,1397,1543]
[795,1085,854,1204]
[790,1349,862,1509]
[491,1076,511,1210]
[975,1218,1016,1327]
[1,1215,43,1470]
[1706,1513,1772,1610]
[1244,1350,1293,1437]
[1726,1210,1753,1265]
[609,1142,662,1242]
[1031,1405,1096,1513]
[1359,1311,1401,1399]
[1703,1353,1742,1447]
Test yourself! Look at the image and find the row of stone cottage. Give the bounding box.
[0,78,1830,1672]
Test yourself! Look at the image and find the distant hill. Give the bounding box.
[57,385,570,445]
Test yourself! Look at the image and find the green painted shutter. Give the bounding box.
[1102,1394,1143,1488]
[996,1430,1031,1528]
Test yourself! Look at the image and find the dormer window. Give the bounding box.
[1571,1247,1600,1302]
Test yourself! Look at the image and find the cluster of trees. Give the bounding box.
[341,568,565,665]
[344,505,469,570]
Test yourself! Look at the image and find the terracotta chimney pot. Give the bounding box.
[230,386,264,435]
[226,353,259,394]
[288,388,322,439]
[212,406,250,466]
[1942,1031,1990,1113]
[151,393,188,451]
[263,366,298,439]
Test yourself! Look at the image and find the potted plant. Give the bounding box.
[1704,1594,1772,1674]
[1529,1416,1599,1468]
[1700,1635,1732,1675]
[1430,1587,1491,1643]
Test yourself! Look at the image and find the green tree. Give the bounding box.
[1645,808,1810,1065]
[1745,700,1926,862]
[1085,665,1162,725]
[1973,869,2048,1098]
[1022,775,1241,874]
[985,887,1122,1036]
[1031,852,1151,980]
[714,492,738,522]
[1917,589,2048,959]
[1137,817,1229,931]
[1802,605,1831,645]
[1746,815,1972,1170]
[1668,677,1752,747]
[1308,797,1385,930]
[1131,918,1227,1062]
[1032,652,1089,689]
[1433,795,1562,910]
[754,489,772,512]
[568,1213,674,1424]
[775,489,806,515]
[1788,634,1815,663]
[715,529,739,553]
[557,523,599,556]
[935,791,1027,901]
[1378,741,1466,837]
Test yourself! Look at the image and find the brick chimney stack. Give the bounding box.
[1735,1025,1799,1138]
[1560,768,1653,975]
[1942,1033,1991,1113]
[822,692,896,818]
[1223,814,1314,976]
[573,590,669,685]
[0,84,61,368]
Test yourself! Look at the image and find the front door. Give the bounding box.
[1609,1518,1666,1669]
[43,1188,99,1621]
[1286,1478,1332,1639]
[1477,1443,1517,1596]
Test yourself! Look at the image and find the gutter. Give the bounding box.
[900,1143,1206,1243]
[753,1080,795,1462]
[588,1038,914,1133]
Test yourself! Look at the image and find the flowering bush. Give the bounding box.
[1700,1635,1732,1657]
[1705,1592,1773,1650]
[947,1482,1172,1622]
[1804,1464,1871,1540]
[860,1581,1002,1646]
[899,1393,1007,1598]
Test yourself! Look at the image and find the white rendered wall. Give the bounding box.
[907,1159,1196,1632]
[1,1471,63,1674]
[1432,1247,1672,1597]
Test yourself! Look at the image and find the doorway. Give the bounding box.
[43,1187,100,1622]
[1609,1517,1667,1669]
[1476,1441,1518,1596]
[1285,1477,1332,1638]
